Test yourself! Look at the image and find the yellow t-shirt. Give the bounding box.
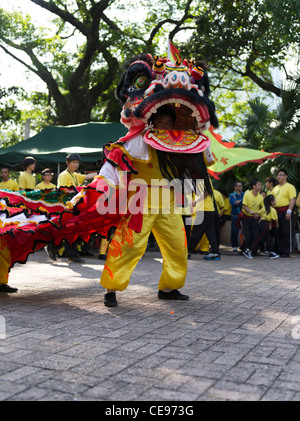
[58,170,86,188]
[273,183,296,207]
[267,189,274,196]
[259,206,278,221]
[242,190,264,217]
[213,189,225,213]
[18,172,36,190]
[223,197,231,215]
[0,179,19,191]
[35,181,56,190]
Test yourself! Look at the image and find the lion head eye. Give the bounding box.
[134,76,147,89]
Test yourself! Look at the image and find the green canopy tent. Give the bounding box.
[0,122,128,179]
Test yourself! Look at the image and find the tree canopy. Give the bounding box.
[0,0,198,126]
[0,0,299,170]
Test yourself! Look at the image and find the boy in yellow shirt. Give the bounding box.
[0,167,19,191]
[36,169,56,190]
[18,157,36,191]
[241,178,264,258]
[58,153,97,188]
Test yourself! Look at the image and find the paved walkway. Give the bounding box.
[0,247,299,401]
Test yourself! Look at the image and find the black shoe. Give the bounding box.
[0,284,18,293]
[98,254,107,260]
[68,256,85,263]
[188,253,192,260]
[104,292,118,307]
[280,254,290,258]
[45,245,57,261]
[81,251,93,257]
[158,289,189,301]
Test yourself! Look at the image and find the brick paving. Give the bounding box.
[0,247,299,401]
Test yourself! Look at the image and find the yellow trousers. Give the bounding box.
[0,237,11,285]
[100,212,187,291]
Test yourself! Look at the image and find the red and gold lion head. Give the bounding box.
[115,53,218,155]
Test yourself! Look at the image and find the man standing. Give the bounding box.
[273,169,296,257]
[0,167,19,191]
[229,180,244,251]
[241,178,264,259]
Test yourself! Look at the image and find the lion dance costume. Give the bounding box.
[0,53,218,306]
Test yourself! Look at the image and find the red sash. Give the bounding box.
[275,206,289,214]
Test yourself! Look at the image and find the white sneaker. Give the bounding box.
[269,252,279,259]
[243,248,253,259]
[203,253,221,261]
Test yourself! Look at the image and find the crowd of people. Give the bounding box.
[186,170,299,261]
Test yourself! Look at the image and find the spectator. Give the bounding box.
[240,178,264,259]
[58,153,97,188]
[258,194,279,259]
[272,169,296,257]
[229,180,244,251]
[0,167,19,191]
[188,179,220,261]
[18,156,36,191]
[220,190,231,224]
[265,177,277,195]
[213,188,225,246]
[36,169,56,190]
[261,190,267,199]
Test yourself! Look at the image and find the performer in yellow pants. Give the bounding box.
[99,108,191,307]
[101,212,187,293]
[0,237,17,293]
